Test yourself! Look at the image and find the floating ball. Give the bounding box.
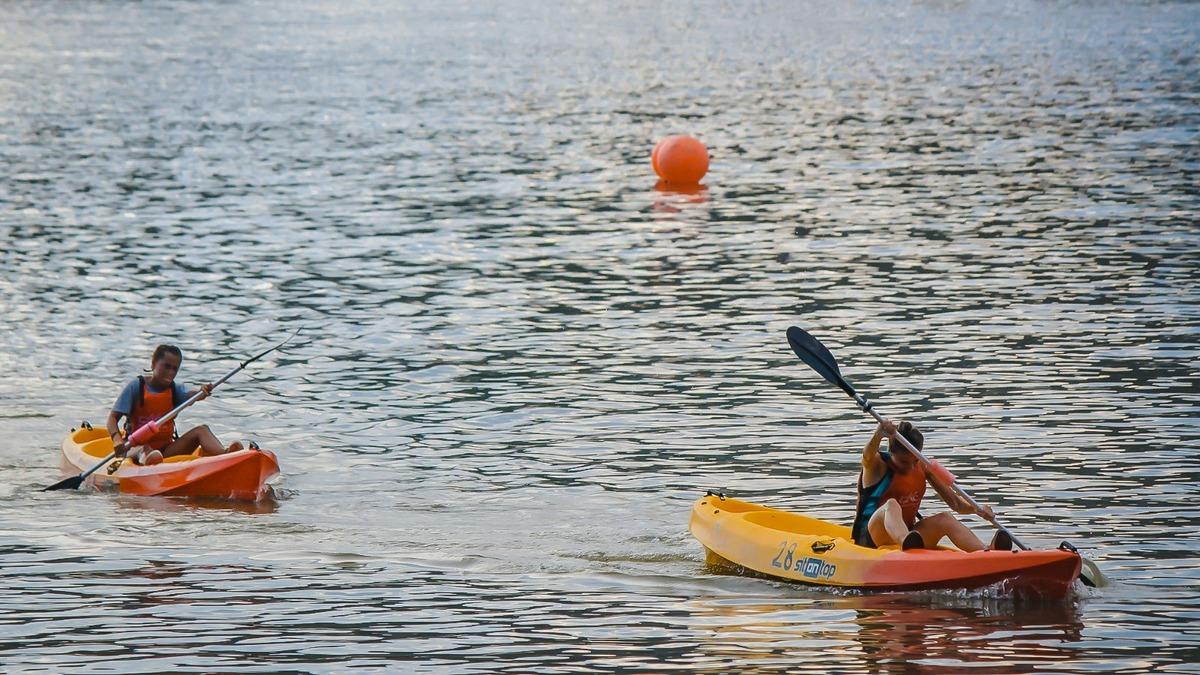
[651,135,709,185]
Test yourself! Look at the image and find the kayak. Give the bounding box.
[60,422,279,501]
[689,493,1082,598]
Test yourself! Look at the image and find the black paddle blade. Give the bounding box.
[787,326,845,385]
[43,475,84,492]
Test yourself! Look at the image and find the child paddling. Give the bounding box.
[106,344,243,465]
[851,419,1013,552]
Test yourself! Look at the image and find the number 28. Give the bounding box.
[771,541,797,569]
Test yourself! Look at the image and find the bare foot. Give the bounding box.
[225,441,245,454]
[142,449,164,466]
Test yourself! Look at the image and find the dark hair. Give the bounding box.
[152,344,183,364]
[893,421,924,453]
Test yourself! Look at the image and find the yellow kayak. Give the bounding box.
[690,493,1082,598]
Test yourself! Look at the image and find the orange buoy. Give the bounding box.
[652,135,708,185]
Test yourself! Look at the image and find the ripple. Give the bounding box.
[1,0,1199,671]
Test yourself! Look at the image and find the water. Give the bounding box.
[2,0,1199,671]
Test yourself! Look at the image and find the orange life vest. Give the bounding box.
[877,457,927,526]
[126,377,177,450]
[851,451,927,546]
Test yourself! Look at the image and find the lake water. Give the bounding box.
[2,0,1198,672]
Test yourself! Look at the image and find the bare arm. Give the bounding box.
[928,472,971,514]
[861,420,897,486]
[185,382,214,401]
[928,468,995,519]
[105,411,128,456]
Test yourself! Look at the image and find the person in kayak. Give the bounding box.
[105,344,243,466]
[851,419,1013,551]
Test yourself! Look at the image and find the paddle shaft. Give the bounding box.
[126,328,300,441]
[69,451,118,485]
[118,331,299,447]
[130,359,246,440]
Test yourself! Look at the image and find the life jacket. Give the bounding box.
[851,450,927,546]
[124,376,183,450]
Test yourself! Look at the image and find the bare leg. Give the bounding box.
[914,512,987,552]
[161,425,243,458]
[867,499,910,546]
[128,446,164,465]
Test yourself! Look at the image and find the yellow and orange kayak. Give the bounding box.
[689,494,1082,598]
[60,424,279,502]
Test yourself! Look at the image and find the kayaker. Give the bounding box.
[105,344,243,465]
[851,419,1013,552]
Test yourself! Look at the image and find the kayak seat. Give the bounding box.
[81,437,112,456]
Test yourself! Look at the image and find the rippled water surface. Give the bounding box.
[2,0,1199,672]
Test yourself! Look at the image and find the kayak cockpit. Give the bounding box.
[70,422,206,463]
[743,509,853,540]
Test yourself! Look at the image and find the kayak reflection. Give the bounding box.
[845,593,1084,673]
[687,591,1084,673]
[112,489,282,516]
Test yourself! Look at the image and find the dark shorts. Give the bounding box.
[854,527,876,549]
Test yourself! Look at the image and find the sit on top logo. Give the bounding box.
[802,557,836,579]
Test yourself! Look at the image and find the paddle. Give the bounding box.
[44,330,300,492]
[785,325,1106,588]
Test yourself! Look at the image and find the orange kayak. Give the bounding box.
[690,494,1082,598]
[61,423,279,501]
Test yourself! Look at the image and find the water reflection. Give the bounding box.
[652,180,710,214]
[848,594,1084,673]
[691,592,1085,673]
[112,491,282,516]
